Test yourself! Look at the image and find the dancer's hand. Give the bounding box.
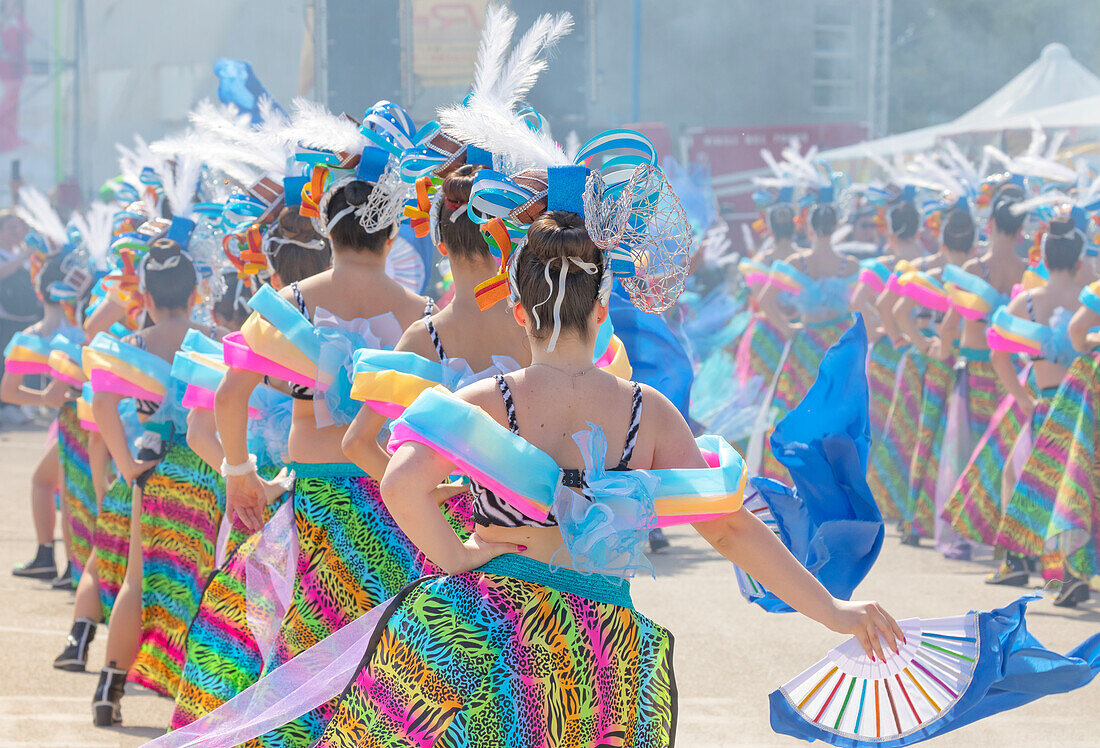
[828,600,905,662]
[445,532,523,575]
[926,337,950,361]
[120,456,157,486]
[42,380,76,409]
[226,470,272,532]
[1017,393,1038,419]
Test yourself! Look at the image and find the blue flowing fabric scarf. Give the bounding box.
[749,315,885,612]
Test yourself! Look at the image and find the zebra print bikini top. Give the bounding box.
[470,375,643,528]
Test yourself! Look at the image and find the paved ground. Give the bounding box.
[0,423,1096,747]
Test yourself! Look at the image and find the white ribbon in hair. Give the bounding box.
[145,254,182,271]
[138,250,193,292]
[1040,226,1086,260]
[325,205,358,238]
[263,235,328,257]
[531,255,600,352]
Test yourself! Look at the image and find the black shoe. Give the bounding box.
[648,528,670,553]
[899,531,920,547]
[1053,579,1091,608]
[92,663,126,726]
[53,618,97,672]
[50,562,73,590]
[986,554,1030,586]
[12,544,56,579]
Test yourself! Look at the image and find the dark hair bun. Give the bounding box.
[276,205,316,240]
[1044,218,1084,271]
[526,211,601,266]
[514,211,603,343]
[991,184,1026,236]
[142,237,196,308]
[148,237,183,261]
[1047,218,1075,237]
[941,207,975,253]
[343,180,371,207]
[441,164,480,205]
[437,164,490,261]
[810,204,838,235]
[888,201,920,240]
[768,204,795,239]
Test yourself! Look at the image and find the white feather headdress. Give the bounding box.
[15,187,68,249]
[437,8,573,171]
[69,203,117,272]
[287,98,369,160]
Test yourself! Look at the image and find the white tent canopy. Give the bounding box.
[821,43,1100,160]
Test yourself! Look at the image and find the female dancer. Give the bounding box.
[2,254,82,582]
[342,162,530,480]
[83,236,209,724]
[939,185,1032,549]
[214,168,429,744]
[858,195,926,519]
[740,194,799,304]
[989,219,1088,593]
[1025,279,1100,606]
[755,189,857,479]
[171,202,332,729]
[732,195,800,419]
[883,206,975,545]
[314,208,901,747]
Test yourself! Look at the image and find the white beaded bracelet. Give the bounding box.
[220,454,258,478]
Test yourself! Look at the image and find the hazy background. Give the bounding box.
[5,0,1100,232]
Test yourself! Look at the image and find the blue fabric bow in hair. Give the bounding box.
[550,424,659,580]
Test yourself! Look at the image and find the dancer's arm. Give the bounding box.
[890,296,931,354]
[91,392,153,484]
[342,405,392,481]
[1068,304,1100,353]
[214,367,268,530]
[990,294,1036,414]
[88,431,111,506]
[344,322,444,484]
[643,392,903,661]
[186,408,223,469]
[758,282,797,339]
[382,439,520,574]
[927,306,961,361]
[850,280,883,334]
[992,348,1034,415]
[0,368,46,405]
[875,288,906,346]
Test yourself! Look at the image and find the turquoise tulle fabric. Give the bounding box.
[550,424,658,580]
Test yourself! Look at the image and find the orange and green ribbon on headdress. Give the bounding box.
[402,175,439,238]
[223,224,267,281]
[298,165,332,221]
[473,217,521,310]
